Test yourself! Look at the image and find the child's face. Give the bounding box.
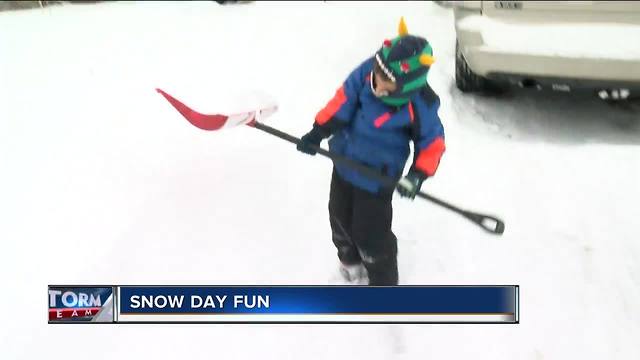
[372,62,398,97]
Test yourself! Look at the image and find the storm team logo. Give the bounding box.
[48,287,114,323]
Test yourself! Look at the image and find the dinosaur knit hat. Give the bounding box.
[373,17,435,106]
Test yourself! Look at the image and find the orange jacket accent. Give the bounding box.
[315,86,347,126]
[373,112,392,128]
[415,136,445,176]
[408,102,415,123]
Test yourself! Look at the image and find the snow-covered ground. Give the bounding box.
[1,1,639,359]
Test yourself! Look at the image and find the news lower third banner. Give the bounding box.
[48,285,519,324]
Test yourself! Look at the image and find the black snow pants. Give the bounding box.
[329,167,398,285]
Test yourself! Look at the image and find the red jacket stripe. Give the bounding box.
[315,86,348,125]
[415,136,446,176]
[373,112,392,128]
[408,102,415,123]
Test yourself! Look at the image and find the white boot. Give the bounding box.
[339,262,368,284]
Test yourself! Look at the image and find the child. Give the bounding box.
[297,18,445,285]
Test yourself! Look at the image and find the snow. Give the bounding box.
[457,14,640,60]
[1,1,640,359]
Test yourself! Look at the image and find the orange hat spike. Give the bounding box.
[398,16,408,36]
[419,54,435,66]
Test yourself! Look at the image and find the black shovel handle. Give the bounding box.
[250,121,505,235]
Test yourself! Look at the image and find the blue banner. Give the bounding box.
[119,286,517,315]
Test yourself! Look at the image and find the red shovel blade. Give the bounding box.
[156,88,231,131]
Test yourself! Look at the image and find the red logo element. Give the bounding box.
[383,39,392,48]
[49,307,101,321]
[401,62,410,73]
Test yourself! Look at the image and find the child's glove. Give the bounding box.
[396,170,426,200]
[297,127,325,156]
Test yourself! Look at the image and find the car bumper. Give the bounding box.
[455,13,640,89]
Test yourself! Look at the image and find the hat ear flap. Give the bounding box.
[398,17,408,36]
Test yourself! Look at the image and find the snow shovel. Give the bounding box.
[156,88,505,235]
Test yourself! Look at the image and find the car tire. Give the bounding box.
[455,40,490,93]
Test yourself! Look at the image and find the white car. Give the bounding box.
[453,1,640,99]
